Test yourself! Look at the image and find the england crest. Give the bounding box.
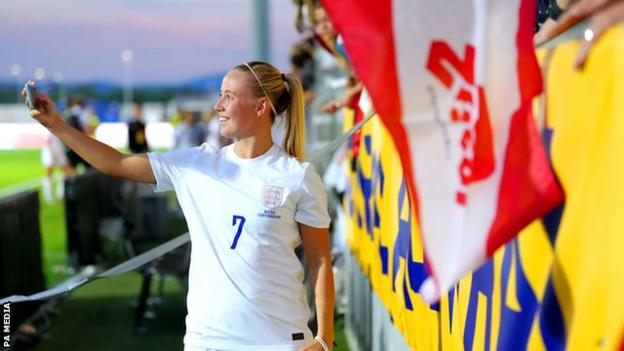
[261,185,284,208]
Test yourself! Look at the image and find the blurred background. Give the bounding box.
[0,0,303,134]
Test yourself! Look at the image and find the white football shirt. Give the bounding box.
[148,143,330,351]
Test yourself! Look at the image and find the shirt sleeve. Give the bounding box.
[295,164,331,228]
[147,147,203,193]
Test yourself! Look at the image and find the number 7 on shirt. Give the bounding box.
[230,215,246,249]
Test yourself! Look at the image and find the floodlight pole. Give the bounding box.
[121,49,134,116]
[252,0,271,62]
[10,64,22,103]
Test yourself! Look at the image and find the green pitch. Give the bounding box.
[0,149,45,188]
[0,149,68,287]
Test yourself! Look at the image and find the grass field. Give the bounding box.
[0,149,68,288]
[0,149,349,351]
[0,150,44,188]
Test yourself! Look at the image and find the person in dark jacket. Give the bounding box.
[128,103,149,153]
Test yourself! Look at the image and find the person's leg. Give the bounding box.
[41,145,54,202]
[56,165,76,199]
[55,168,64,199]
[42,167,54,203]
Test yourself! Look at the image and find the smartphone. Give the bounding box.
[24,82,37,110]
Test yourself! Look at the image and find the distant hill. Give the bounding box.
[0,71,227,103]
[73,80,119,94]
[178,72,225,92]
[0,81,18,89]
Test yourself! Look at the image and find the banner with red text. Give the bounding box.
[323,0,563,301]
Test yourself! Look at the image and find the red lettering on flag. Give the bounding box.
[426,41,495,205]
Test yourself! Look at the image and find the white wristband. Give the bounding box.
[314,336,330,351]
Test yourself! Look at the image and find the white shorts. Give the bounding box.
[41,134,69,167]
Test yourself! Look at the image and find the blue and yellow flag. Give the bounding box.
[344,25,624,350]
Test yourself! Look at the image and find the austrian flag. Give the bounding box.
[322,0,563,302]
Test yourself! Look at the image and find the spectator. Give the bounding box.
[64,98,91,169]
[173,110,207,149]
[40,132,75,202]
[128,103,149,153]
[536,0,624,69]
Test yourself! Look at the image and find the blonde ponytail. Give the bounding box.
[234,61,306,161]
[282,73,305,161]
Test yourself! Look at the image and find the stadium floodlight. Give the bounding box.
[121,49,133,62]
[34,67,46,81]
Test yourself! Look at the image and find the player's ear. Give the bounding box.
[256,97,268,117]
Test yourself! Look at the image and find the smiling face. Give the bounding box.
[214,69,263,140]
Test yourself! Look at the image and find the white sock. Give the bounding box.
[42,177,53,203]
[56,178,65,199]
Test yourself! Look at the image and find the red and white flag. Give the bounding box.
[322,0,564,302]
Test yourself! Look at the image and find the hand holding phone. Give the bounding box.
[24,81,38,110]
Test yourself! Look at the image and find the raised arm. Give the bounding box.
[536,0,624,69]
[299,223,335,351]
[27,92,155,184]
